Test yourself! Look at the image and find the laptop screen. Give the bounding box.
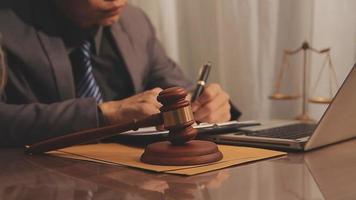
[305,63,356,150]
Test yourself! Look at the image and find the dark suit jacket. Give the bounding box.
[0,0,241,147]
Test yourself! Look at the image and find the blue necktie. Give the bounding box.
[71,41,103,103]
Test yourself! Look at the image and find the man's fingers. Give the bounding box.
[140,87,162,115]
[142,87,163,108]
[149,87,163,95]
[197,103,231,123]
[194,101,228,122]
[192,83,222,112]
[137,102,161,116]
[98,87,163,124]
[193,88,230,119]
[191,101,200,112]
[195,83,221,105]
[192,83,231,123]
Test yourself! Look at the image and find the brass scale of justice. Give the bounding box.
[269,41,339,122]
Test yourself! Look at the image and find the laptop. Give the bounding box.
[204,63,356,151]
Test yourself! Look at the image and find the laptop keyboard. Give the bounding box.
[241,123,317,139]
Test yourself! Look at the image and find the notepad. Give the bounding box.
[120,120,260,136]
[102,120,261,145]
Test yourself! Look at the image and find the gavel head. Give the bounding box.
[157,87,197,145]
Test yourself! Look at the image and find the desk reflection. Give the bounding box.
[1,140,355,199]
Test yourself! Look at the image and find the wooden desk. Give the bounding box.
[1,140,355,200]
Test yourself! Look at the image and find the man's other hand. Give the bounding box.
[99,88,162,125]
[191,83,231,123]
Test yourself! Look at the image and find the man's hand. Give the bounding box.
[191,83,231,123]
[98,88,162,125]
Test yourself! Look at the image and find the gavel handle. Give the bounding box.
[25,113,163,154]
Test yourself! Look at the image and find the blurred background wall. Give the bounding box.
[129,0,356,121]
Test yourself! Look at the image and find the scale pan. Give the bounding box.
[269,93,300,100]
[309,96,332,104]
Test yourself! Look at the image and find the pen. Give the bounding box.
[191,62,212,102]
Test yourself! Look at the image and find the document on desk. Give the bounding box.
[120,120,261,136]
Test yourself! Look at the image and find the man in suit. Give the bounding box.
[0,0,240,147]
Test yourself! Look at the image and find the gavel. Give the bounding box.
[25,87,222,166]
[25,87,197,154]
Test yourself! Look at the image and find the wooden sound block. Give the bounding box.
[141,140,223,166]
